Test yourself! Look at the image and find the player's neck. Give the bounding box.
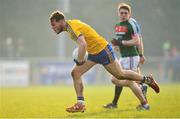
[64,22,68,31]
[119,18,130,22]
[120,19,127,22]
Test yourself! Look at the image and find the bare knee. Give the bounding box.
[111,78,117,85]
[127,81,138,90]
[111,78,122,86]
[71,70,75,79]
[115,73,126,80]
[71,69,81,80]
[112,79,132,87]
[126,81,135,87]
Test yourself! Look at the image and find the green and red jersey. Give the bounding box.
[115,18,142,57]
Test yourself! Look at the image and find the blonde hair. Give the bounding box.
[118,3,131,15]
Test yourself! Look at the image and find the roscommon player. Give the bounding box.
[49,11,160,113]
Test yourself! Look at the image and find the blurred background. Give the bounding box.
[0,0,180,87]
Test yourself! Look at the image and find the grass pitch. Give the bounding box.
[0,84,180,118]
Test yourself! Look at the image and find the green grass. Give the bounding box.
[0,84,180,118]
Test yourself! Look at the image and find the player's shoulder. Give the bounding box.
[67,19,87,27]
[67,19,81,24]
[128,18,142,34]
[129,18,138,23]
[128,18,140,29]
[128,18,139,26]
[115,21,121,26]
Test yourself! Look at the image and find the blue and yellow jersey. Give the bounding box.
[66,20,108,55]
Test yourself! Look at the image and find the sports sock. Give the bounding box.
[112,85,123,105]
[142,76,151,84]
[77,96,84,104]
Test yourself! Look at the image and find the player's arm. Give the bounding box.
[137,37,144,56]
[137,37,146,64]
[74,35,87,65]
[111,19,141,46]
[111,35,140,46]
[121,35,140,46]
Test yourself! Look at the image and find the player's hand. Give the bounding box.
[111,38,122,46]
[139,55,146,64]
[111,38,117,46]
[73,59,86,66]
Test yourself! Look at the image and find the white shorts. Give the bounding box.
[119,56,140,71]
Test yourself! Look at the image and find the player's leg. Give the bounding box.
[126,81,149,110]
[66,60,96,113]
[137,67,148,99]
[104,78,146,109]
[132,56,149,110]
[101,44,143,82]
[111,77,150,110]
[123,56,148,106]
[111,79,146,102]
[112,85,123,104]
[103,83,123,109]
[104,59,160,93]
[104,54,148,109]
[103,57,126,109]
[71,61,96,97]
[104,56,137,109]
[116,78,149,110]
[104,59,143,81]
[100,45,123,109]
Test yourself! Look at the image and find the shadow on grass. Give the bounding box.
[66,108,135,118]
